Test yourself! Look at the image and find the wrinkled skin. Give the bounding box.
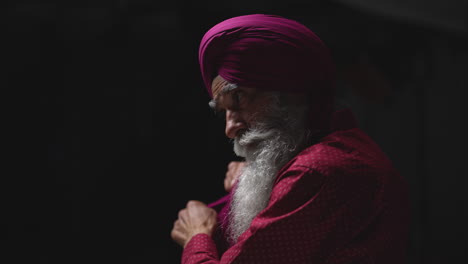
[171,200,217,248]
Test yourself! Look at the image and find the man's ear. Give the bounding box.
[284,91,309,106]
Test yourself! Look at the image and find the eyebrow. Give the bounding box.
[208,98,218,109]
[208,82,239,110]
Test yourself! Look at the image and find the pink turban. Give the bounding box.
[199,14,336,130]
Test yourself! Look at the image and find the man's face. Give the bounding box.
[210,75,274,140]
[211,76,310,243]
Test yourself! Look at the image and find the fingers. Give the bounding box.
[228,161,238,170]
[225,161,246,192]
[176,201,204,223]
[228,161,245,171]
[187,200,205,207]
[171,200,219,248]
[178,208,188,225]
[172,206,191,247]
[186,200,215,219]
[224,176,232,192]
[171,219,188,247]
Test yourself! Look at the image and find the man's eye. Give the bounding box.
[232,91,245,107]
[215,110,226,120]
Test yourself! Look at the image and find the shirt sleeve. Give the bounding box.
[182,234,219,264]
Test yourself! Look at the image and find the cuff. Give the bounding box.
[182,233,219,264]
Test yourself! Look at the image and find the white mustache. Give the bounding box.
[237,127,276,146]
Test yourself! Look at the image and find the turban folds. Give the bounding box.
[198,14,336,130]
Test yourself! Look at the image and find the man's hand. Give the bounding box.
[171,200,218,248]
[224,161,246,192]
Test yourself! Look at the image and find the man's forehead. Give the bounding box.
[211,75,231,98]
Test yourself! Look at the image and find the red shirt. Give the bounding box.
[183,109,410,263]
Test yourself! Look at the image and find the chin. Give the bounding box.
[234,139,262,159]
[233,139,247,158]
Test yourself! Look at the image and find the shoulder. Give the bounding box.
[272,128,399,199]
[265,128,402,216]
[282,128,394,176]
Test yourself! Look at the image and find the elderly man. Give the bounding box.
[171,14,410,264]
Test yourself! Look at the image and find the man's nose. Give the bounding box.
[225,110,246,139]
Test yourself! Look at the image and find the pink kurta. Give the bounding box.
[183,109,410,263]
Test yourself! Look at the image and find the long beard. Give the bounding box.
[227,97,309,243]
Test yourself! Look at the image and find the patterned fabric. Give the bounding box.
[198,14,335,98]
[183,109,410,263]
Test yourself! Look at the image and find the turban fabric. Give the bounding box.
[198,14,337,131]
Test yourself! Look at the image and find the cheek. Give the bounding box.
[243,111,263,128]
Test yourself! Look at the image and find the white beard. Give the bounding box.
[227,96,309,243]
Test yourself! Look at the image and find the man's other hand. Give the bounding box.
[171,200,217,248]
[225,161,245,192]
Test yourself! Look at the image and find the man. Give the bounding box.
[171,14,410,263]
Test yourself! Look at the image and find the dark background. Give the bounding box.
[4,0,467,263]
